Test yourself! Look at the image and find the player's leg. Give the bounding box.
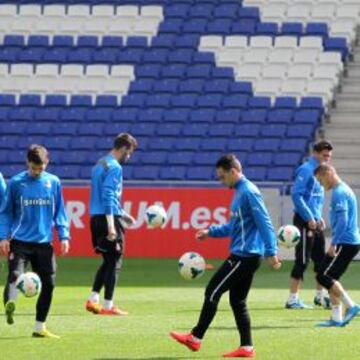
[99,250,127,315]
[316,244,360,327]
[311,230,331,309]
[286,214,313,309]
[86,216,108,313]
[31,243,59,338]
[223,256,261,358]
[3,240,29,325]
[170,255,245,352]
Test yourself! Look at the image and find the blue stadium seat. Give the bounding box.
[95,95,119,108]
[153,79,180,94]
[92,48,118,64]
[1,165,24,178]
[281,23,303,37]
[43,48,68,63]
[267,167,294,181]
[273,152,302,166]
[9,108,34,122]
[256,22,278,36]
[159,19,184,35]
[70,136,96,150]
[201,137,227,151]
[247,152,273,166]
[223,94,248,109]
[175,137,202,150]
[164,4,190,19]
[267,109,294,124]
[101,36,124,48]
[260,124,287,137]
[0,94,16,107]
[248,96,271,109]
[306,23,328,38]
[197,94,223,109]
[52,122,79,136]
[179,79,204,94]
[61,151,89,165]
[254,138,280,151]
[212,67,234,79]
[161,64,187,79]
[189,109,215,122]
[145,95,171,108]
[122,94,146,108]
[104,122,132,136]
[183,19,208,34]
[186,64,212,79]
[186,166,214,180]
[4,35,25,48]
[112,108,138,122]
[60,108,86,122]
[274,97,297,109]
[193,151,221,165]
[19,94,41,107]
[34,108,60,123]
[168,49,194,64]
[142,49,169,64]
[174,35,199,49]
[287,124,315,138]
[53,36,74,48]
[148,137,174,150]
[242,109,267,123]
[151,35,176,49]
[280,138,308,152]
[235,124,260,137]
[208,123,234,136]
[245,167,267,181]
[28,35,50,48]
[324,38,348,60]
[77,35,99,49]
[129,79,154,94]
[299,97,323,111]
[45,95,67,107]
[133,166,159,180]
[127,36,148,49]
[136,64,161,79]
[131,122,156,136]
[227,138,254,152]
[142,151,168,165]
[192,52,215,65]
[160,166,186,180]
[189,4,214,19]
[232,21,256,35]
[95,137,113,150]
[0,121,27,135]
[167,151,193,165]
[204,79,230,94]
[206,19,233,35]
[0,48,20,62]
[43,136,71,150]
[70,95,93,107]
[171,94,197,108]
[53,165,80,179]
[163,108,189,122]
[0,135,18,149]
[293,110,321,125]
[183,123,209,137]
[27,122,52,135]
[214,4,239,19]
[78,123,104,136]
[18,48,45,63]
[216,109,242,123]
[229,82,253,95]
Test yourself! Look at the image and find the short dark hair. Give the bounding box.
[314,164,334,177]
[113,133,138,150]
[216,154,242,172]
[27,144,49,165]
[313,140,333,153]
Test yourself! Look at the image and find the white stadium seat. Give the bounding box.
[287,64,313,80]
[224,36,248,49]
[236,64,262,83]
[268,49,294,66]
[293,49,319,66]
[199,36,223,52]
[274,36,298,50]
[299,36,323,50]
[280,79,307,99]
[250,36,273,49]
[286,4,311,23]
[243,49,269,65]
[115,5,139,19]
[311,4,336,23]
[91,5,115,17]
[255,79,282,99]
[262,64,288,80]
[141,6,163,21]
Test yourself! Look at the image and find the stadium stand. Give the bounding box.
[0,0,357,181]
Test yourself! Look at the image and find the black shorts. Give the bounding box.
[293,213,325,272]
[8,239,56,277]
[319,244,360,288]
[90,215,125,254]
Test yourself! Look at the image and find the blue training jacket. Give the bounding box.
[330,181,360,246]
[208,176,277,257]
[292,156,324,222]
[90,153,125,216]
[0,171,70,243]
[0,172,6,208]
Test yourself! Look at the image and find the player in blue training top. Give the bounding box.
[170,154,281,358]
[0,145,70,338]
[85,133,137,316]
[286,140,333,310]
[314,164,360,327]
[0,172,6,207]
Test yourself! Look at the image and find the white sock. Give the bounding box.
[89,292,100,303]
[341,291,355,308]
[192,335,201,343]
[241,346,254,351]
[288,292,298,303]
[34,321,45,332]
[332,305,343,322]
[103,300,113,310]
[8,282,19,302]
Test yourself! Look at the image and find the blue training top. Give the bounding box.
[90,153,125,216]
[330,181,360,246]
[0,172,6,208]
[0,170,70,243]
[292,156,324,222]
[208,176,277,257]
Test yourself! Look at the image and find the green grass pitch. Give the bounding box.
[0,258,360,360]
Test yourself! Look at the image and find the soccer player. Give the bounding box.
[0,145,70,338]
[285,140,333,309]
[85,133,137,316]
[170,154,281,358]
[314,164,360,327]
[0,171,6,207]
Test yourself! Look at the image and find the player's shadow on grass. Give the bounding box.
[0,336,32,340]
[94,358,216,360]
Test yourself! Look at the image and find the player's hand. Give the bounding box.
[196,229,209,241]
[327,245,336,257]
[318,218,326,231]
[266,256,281,270]
[122,213,136,227]
[308,219,317,230]
[61,240,70,256]
[107,227,117,241]
[0,240,10,256]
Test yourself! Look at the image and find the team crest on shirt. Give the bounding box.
[44,180,51,188]
[9,252,14,260]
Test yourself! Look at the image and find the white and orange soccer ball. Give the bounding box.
[277,225,301,248]
[178,252,206,280]
[15,272,42,298]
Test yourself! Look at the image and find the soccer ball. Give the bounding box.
[277,225,301,248]
[145,204,167,228]
[178,252,206,280]
[15,272,42,298]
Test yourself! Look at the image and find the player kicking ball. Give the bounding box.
[314,165,360,327]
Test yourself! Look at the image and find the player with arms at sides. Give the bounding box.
[170,154,281,358]
[315,165,360,327]
[286,140,333,309]
[0,145,70,338]
[85,133,137,316]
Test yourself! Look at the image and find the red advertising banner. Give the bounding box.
[59,187,232,259]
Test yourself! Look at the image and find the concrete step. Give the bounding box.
[333,100,360,111]
[332,158,360,168]
[340,173,360,186]
[324,128,360,140]
[326,118,360,127]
